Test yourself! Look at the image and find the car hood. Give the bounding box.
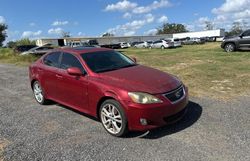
[98,65,181,94]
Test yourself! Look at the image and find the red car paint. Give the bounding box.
[29,47,188,131]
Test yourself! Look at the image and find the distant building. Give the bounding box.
[36,29,225,47]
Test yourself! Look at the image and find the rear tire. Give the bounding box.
[33,81,49,105]
[99,99,128,137]
[224,43,235,52]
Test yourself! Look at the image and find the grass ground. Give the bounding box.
[0,42,249,99]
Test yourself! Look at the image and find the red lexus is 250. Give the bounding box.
[29,47,188,137]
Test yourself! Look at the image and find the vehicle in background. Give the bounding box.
[100,43,121,49]
[67,41,82,47]
[134,41,149,48]
[130,41,139,47]
[146,41,153,47]
[14,45,37,53]
[150,40,174,49]
[166,38,182,47]
[182,37,205,45]
[221,29,250,52]
[20,46,54,56]
[119,42,129,49]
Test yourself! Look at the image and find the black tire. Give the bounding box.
[224,43,236,52]
[161,45,165,49]
[99,99,128,137]
[32,81,49,105]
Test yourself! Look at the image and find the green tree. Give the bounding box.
[157,23,188,34]
[15,38,36,46]
[6,41,16,48]
[226,22,243,37]
[0,23,8,47]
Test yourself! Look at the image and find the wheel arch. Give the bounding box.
[223,41,237,48]
[31,79,37,90]
[96,96,116,120]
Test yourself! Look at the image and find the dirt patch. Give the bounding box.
[0,138,10,161]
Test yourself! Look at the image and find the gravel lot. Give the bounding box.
[0,63,249,161]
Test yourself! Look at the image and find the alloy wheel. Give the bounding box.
[101,103,123,135]
[33,81,44,103]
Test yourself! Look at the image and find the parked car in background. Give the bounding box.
[221,29,250,52]
[29,47,188,137]
[21,46,54,56]
[130,41,139,47]
[100,43,121,49]
[166,38,182,47]
[119,42,129,49]
[134,41,149,48]
[150,40,174,49]
[182,37,205,45]
[146,40,153,47]
[14,45,37,53]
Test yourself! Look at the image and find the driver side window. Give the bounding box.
[60,53,86,73]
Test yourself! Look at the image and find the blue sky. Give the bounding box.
[0,0,249,42]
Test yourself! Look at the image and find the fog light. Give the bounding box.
[140,118,148,125]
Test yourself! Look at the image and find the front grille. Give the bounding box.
[164,85,184,103]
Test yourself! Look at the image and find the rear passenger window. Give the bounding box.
[60,53,85,73]
[43,52,61,67]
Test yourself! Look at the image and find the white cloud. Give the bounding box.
[78,32,85,36]
[144,29,157,35]
[106,14,155,36]
[48,28,63,35]
[124,31,136,36]
[105,0,137,12]
[158,15,168,23]
[133,0,171,14]
[123,12,132,19]
[22,30,42,38]
[105,0,171,17]
[212,0,250,14]
[0,16,6,24]
[145,13,154,23]
[52,20,69,26]
[209,0,250,30]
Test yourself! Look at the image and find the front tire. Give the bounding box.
[224,43,235,52]
[33,81,49,105]
[100,99,128,137]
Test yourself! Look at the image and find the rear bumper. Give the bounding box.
[121,86,189,131]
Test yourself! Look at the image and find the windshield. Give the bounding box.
[81,51,136,73]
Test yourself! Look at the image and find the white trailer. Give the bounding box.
[173,29,225,39]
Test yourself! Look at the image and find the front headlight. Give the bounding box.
[128,92,163,104]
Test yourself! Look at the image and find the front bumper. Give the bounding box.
[121,86,189,131]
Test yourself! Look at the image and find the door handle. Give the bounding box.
[56,74,63,78]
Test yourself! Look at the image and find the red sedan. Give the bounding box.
[29,47,188,137]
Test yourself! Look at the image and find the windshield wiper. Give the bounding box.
[119,64,137,69]
[95,67,120,73]
[96,64,137,73]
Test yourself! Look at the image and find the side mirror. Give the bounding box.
[67,67,83,76]
[132,57,137,63]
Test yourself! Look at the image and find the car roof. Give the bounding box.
[56,47,113,55]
